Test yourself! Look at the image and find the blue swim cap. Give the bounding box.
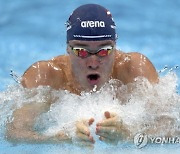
[66,4,117,42]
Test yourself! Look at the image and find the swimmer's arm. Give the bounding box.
[6,103,71,143]
[21,61,66,90]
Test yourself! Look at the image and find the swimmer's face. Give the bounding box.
[67,40,116,91]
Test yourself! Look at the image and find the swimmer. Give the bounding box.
[6,4,159,146]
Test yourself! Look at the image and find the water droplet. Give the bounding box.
[92,85,97,92]
[10,70,21,83]
[159,65,168,73]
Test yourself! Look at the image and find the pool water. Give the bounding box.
[0,0,180,153]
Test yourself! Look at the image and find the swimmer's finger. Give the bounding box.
[97,116,121,127]
[88,118,94,126]
[76,132,95,143]
[76,121,90,136]
[104,111,117,119]
[97,117,116,126]
[96,126,117,134]
[82,118,94,126]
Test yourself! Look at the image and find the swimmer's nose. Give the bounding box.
[86,55,100,70]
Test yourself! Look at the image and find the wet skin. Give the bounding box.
[7,40,159,146]
[67,40,116,91]
[21,40,158,93]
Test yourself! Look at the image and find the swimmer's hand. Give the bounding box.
[96,111,130,144]
[74,118,95,147]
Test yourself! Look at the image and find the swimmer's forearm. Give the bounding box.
[6,129,71,143]
[7,130,49,143]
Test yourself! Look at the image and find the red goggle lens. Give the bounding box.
[97,49,109,57]
[78,49,89,58]
[72,46,113,58]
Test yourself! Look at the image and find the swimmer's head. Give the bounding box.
[66,4,117,42]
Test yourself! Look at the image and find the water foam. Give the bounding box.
[0,72,180,146]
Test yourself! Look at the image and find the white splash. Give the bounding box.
[0,72,180,145]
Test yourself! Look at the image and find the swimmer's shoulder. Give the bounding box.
[50,55,70,68]
[128,52,158,83]
[21,55,70,89]
[115,50,149,63]
[114,51,158,83]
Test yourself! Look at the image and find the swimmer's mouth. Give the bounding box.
[87,74,100,85]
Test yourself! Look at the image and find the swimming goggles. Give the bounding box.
[70,45,114,58]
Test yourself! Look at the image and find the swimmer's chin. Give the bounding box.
[84,82,103,92]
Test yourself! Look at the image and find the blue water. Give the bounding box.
[0,0,180,153]
[0,0,179,91]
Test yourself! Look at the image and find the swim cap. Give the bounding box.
[66,4,117,42]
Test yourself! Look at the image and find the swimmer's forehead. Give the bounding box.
[68,40,116,48]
